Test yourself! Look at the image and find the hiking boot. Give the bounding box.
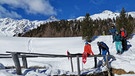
[120,51,123,54]
[116,51,120,54]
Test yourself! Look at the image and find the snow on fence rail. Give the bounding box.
[5,51,115,76]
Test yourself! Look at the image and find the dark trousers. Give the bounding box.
[122,38,127,51]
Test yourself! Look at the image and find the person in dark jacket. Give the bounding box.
[97,41,110,61]
[109,25,117,43]
[114,31,123,54]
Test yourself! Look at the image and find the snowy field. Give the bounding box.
[0,35,135,76]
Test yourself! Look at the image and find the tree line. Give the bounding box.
[20,8,135,41]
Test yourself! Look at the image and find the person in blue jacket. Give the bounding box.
[97,41,110,61]
[109,25,117,43]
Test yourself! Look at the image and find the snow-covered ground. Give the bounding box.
[0,35,135,76]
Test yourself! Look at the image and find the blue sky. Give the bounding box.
[0,0,135,21]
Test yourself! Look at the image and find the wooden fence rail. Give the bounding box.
[5,51,115,76]
[0,54,12,58]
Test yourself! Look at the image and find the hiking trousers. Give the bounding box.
[115,41,122,53]
[102,50,107,62]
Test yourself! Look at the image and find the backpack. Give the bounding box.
[120,30,127,38]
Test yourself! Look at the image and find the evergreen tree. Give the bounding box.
[116,8,127,30]
[81,13,93,41]
[116,8,134,37]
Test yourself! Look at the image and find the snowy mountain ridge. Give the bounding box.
[76,10,135,20]
[0,10,135,37]
[0,17,59,36]
[75,10,119,21]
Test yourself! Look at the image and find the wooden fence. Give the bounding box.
[2,51,115,76]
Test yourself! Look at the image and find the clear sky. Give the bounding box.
[0,0,135,21]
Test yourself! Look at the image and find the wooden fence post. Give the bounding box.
[77,55,80,76]
[70,56,74,72]
[22,55,28,68]
[11,53,22,75]
[106,55,111,76]
[94,57,97,68]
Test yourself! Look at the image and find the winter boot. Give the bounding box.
[116,50,120,54]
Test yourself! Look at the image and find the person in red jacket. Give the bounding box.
[84,41,94,56]
[82,41,94,64]
[120,27,127,51]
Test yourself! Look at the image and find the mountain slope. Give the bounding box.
[0,17,58,36]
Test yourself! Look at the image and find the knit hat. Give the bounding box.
[85,41,88,44]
